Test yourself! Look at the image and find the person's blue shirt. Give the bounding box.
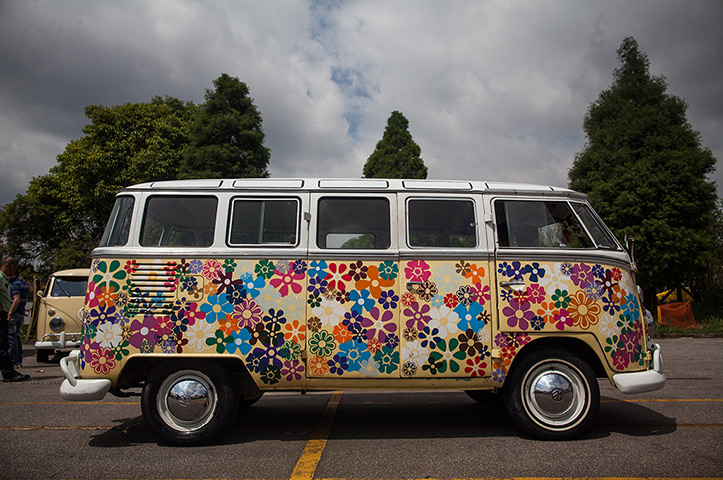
[10,277,29,316]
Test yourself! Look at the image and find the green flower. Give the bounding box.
[280,340,301,361]
[260,365,281,385]
[552,288,570,309]
[374,345,399,374]
[92,260,126,290]
[255,259,275,280]
[111,340,130,360]
[206,330,232,354]
[307,293,322,308]
[309,330,336,357]
[378,261,399,281]
[223,259,237,273]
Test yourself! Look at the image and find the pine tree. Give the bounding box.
[180,74,270,179]
[363,111,428,179]
[568,37,717,295]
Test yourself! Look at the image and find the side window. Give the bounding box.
[50,277,88,297]
[141,196,218,247]
[229,198,299,246]
[494,200,593,248]
[99,196,134,247]
[571,203,618,249]
[317,197,390,249]
[408,198,476,247]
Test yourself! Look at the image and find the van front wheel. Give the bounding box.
[504,348,599,440]
[141,361,239,446]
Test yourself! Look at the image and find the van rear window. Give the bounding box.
[228,198,299,246]
[140,196,217,247]
[317,197,390,249]
[407,198,476,247]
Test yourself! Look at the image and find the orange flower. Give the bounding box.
[355,265,394,298]
[464,263,485,284]
[308,355,328,376]
[218,314,240,335]
[97,285,119,308]
[568,291,601,329]
[333,324,353,343]
[610,284,628,306]
[284,320,306,343]
[204,281,218,296]
[536,301,558,325]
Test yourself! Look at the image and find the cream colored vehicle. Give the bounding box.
[34,268,89,362]
[59,178,665,445]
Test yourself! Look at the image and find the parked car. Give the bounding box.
[34,268,89,362]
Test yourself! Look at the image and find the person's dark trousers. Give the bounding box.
[0,310,16,377]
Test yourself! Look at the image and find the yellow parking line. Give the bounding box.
[289,391,343,480]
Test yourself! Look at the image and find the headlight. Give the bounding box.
[49,317,65,332]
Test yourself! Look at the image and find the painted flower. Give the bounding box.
[416,281,438,302]
[217,314,240,336]
[255,259,276,279]
[281,360,305,381]
[568,290,602,329]
[239,273,265,298]
[456,261,472,276]
[374,345,399,374]
[503,300,534,330]
[201,259,223,281]
[551,289,571,309]
[327,354,349,375]
[443,293,459,309]
[333,323,354,344]
[89,347,116,375]
[349,289,375,316]
[308,260,328,278]
[431,263,458,294]
[225,328,252,355]
[347,261,368,281]
[595,269,619,296]
[525,284,546,304]
[454,302,484,331]
[455,285,477,306]
[128,315,159,349]
[552,308,574,331]
[570,263,593,288]
[92,260,126,290]
[401,340,430,368]
[378,261,398,281]
[246,347,270,373]
[324,262,348,291]
[504,261,525,280]
[312,297,346,327]
[457,328,483,356]
[355,266,394,298]
[405,260,431,283]
[464,263,485,284]
[400,291,416,307]
[85,281,102,309]
[270,269,304,297]
[418,325,442,350]
[284,319,306,343]
[97,285,119,309]
[428,305,459,338]
[309,355,329,376]
[309,330,337,357]
[464,356,487,377]
[378,290,399,310]
[233,298,263,329]
[96,321,123,348]
[200,294,234,323]
[185,321,216,352]
[404,301,432,330]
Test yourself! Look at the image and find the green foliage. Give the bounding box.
[179,74,270,179]
[363,111,428,179]
[569,37,717,295]
[0,96,196,272]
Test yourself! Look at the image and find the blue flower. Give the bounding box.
[378,290,399,310]
[524,262,545,282]
[349,289,375,315]
[338,340,370,372]
[226,328,252,355]
[240,273,265,298]
[200,294,234,323]
[455,303,485,331]
[308,260,328,278]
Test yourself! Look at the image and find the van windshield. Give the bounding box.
[50,277,88,297]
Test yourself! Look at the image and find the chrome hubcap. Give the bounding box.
[523,361,588,430]
[158,370,217,432]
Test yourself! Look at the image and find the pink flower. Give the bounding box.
[270,270,304,297]
[201,259,223,281]
[405,260,431,283]
[233,298,263,329]
[90,347,116,375]
[85,281,101,309]
[503,300,534,330]
[553,308,574,331]
[526,284,546,304]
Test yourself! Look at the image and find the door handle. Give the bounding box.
[406,281,423,292]
[500,281,526,287]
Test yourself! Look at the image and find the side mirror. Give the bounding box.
[623,230,637,271]
[36,290,45,299]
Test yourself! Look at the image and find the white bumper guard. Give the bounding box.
[612,342,667,394]
[59,350,111,401]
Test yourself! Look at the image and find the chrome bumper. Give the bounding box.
[612,343,667,394]
[59,350,111,401]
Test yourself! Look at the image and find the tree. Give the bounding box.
[0,96,196,272]
[179,74,270,179]
[363,111,428,179]
[568,37,717,297]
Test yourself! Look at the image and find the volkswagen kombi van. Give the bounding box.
[59,178,665,445]
[34,268,89,362]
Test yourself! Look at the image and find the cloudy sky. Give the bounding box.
[1,0,721,206]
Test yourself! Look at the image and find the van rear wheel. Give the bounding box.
[141,361,239,446]
[504,348,599,440]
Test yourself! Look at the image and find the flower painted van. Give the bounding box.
[59,178,665,445]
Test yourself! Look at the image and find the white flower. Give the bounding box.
[186,321,216,352]
[598,313,620,338]
[401,340,430,367]
[431,263,459,294]
[312,297,345,327]
[96,322,122,348]
[428,306,459,338]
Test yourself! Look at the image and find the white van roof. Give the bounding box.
[123,178,585,198]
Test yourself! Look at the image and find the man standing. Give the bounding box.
[8,273,29,367]
[0,257,29,382]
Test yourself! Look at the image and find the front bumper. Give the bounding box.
[612,342,667,394]
[35,331,82,350]
[59,350,111,401]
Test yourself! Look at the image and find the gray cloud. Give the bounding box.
[1,0,721,207]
